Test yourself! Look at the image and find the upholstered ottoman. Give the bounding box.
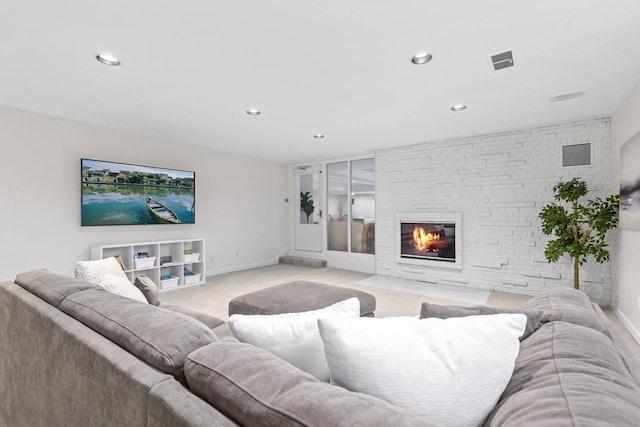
[228,281,376,317]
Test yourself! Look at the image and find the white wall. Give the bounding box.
[611,80,640,342]
[0,106,289,280]
[376,118,613,304]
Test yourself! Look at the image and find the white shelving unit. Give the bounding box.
[90,239,206,292]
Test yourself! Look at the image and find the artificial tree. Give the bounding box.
[538,177,619,289]
[300,191,315,224]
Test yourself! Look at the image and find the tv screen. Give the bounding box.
[81,158,195,226]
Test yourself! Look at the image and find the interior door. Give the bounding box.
[295,165,322,252]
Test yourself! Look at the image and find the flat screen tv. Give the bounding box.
[81,158,195,226]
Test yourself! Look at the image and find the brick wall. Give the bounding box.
[375,118,613,304]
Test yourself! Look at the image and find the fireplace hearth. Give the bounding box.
[396,212,462,269]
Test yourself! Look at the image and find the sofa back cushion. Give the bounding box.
[14,269,96,308]
[485,321,640,425]
[419,302,543,340]
[520,287,608,335]
[60,289,217,384]
[185,341,437,427]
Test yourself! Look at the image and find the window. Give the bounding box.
[327,158,375,254]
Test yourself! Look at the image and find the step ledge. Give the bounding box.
[279,256,327,268]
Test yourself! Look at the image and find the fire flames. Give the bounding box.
[412,226,441,251]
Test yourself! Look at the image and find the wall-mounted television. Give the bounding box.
[81,158,195,226]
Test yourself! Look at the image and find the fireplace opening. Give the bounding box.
[400,222,456,262]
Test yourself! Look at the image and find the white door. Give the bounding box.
[295,165,322,252]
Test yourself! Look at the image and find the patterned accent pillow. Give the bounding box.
[75,257,129,285]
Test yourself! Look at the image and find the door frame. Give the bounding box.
[293,164,323,252]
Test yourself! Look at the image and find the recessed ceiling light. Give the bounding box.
[246,108,261,116]
[411,52,432,65]
[451,104,467,111]
[313,134,325,139]
[96,53,120,66]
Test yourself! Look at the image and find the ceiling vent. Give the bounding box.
[491,51,514,70]
[549,91,586,103]
[562,143,591,167]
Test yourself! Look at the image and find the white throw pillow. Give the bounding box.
[228,297,360,381]
[318,314,526,427]
[75,257,128,284]
[98,273,148,303]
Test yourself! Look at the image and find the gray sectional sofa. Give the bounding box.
[1,269,640,426]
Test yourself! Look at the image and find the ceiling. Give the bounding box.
[2,1,640,165]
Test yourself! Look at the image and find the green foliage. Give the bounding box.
[538,177,619,289]
[300,191,315,224]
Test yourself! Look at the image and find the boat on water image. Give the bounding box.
[146,197,181,224]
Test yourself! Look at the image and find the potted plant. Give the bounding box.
[300,191,315,224]
[538,177,619,289]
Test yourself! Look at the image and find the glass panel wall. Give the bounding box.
[326,161,349,251]
[350,158,375,254]
[326,158,375,254]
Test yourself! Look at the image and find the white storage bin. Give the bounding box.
[184,253,200,263]
[160,276,179,290]
[134,257,156,269]
[183,273,202,285]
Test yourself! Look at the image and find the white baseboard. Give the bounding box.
[613,306,640,346]
[206,260,276,276]
[205,247,289,277]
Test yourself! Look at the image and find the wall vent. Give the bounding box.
[562,143,591,167]
[491,51,514,70]
[550,91,586,103]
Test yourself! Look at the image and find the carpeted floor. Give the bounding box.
[160,263,640,358]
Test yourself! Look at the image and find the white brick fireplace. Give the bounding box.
[375,118,613,304]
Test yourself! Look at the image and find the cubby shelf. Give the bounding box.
[90,239,206,292]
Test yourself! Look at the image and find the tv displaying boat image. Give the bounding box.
[81,158,195,226]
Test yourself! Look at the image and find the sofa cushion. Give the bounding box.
[99,273,148,303]
[59,288,217,384]
[485,321,640,426]
[147,379,235,427]
[228,297,360,381]
[318,314,526,427]
[185,341,437,427]
[14,269,96,308]
[420,302,543,340]
[159,303,225,329]
[134,275,160,306]
[521,287,608,335]
[74,257,129,284]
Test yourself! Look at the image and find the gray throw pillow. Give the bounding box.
[134,275,160,306]
[419,302,543,341]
